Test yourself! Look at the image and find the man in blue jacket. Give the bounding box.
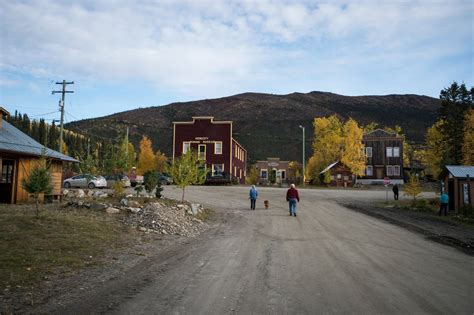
[249,185,258,210]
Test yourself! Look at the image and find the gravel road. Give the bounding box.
[53,186,473,314]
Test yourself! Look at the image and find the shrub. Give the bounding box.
[112,181,125,197]
[143,170,158,194]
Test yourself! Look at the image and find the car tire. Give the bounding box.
[88,182,96,189]
[64,182,71,188]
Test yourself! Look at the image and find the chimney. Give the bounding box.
[0,107,10,129]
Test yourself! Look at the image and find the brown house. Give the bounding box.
[359,129,404,185]
[320,161,354,187]
[0,107,79,204]
[173,117,247,184]
[255,158,289,184]
[440,165,474,212]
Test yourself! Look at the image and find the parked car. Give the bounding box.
[158,173,173,185]
[104,174,131,188]
[63,174,107,189]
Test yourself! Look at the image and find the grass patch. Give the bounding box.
[0,204,136,290]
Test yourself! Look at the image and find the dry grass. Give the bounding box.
[0,203,136,290]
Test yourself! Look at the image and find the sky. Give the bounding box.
[0,0,473,123]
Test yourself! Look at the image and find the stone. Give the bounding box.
[120,198,128,206]
[77,190,85,198]
[90,203,107,211]
[125,194,133,198]
[87,190,94,197]
[191,204,199,215]
[62,189,69,196]
[128,207,141,213]
[128,200,141,208]
[77,200,84,207]
[105,207,120,214]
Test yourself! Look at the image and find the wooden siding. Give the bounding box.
[362,131,404,180]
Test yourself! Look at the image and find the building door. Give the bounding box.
[448,180,455,211]
[0,159,15,203]
[376,167,383,179]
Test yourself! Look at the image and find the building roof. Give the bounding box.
[320,161,340,174]
[363,129,400,138]
[0,120,79,163]
[445,165,474,178]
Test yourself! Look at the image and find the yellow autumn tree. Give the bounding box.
[404,173,422,204]
[155,150,168,173]
[245,165,259,185]
[462,109,474,165]
[341,118,366,177]
[307,115,344,182]
[424,120,449,178]
[138,136,155,175]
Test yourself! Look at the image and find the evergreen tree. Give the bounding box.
[22,153,52,218]
[462,109,474,165]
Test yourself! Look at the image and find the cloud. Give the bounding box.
[0,0,472,99]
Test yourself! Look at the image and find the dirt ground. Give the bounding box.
[3,186,474,314]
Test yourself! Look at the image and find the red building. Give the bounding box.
[173,117,247,184]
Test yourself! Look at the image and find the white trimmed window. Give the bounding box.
[393,147,400,157]
[366,147,372,158]
[386,147,393,157]
[366,165,373,176]
[394,165,400,176]
[198,144,206,160]
[212,164,224,176]
[183,142,190,154]
[261,169,268,179]
[214,142,222,154]
[387,165,394,176]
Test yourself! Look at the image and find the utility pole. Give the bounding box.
[52,80,74,153]
[299,125,305,186]
[125,126,129,170]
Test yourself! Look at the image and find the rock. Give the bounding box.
[77,190,85,198]
[90,203,107,211]
[87,190,94,197]
[97,192,108,198]
[128,207,141,213]
[125,194,133,198]
[128,200,141,208]
[62,189,69,196]
[105,207,120,214]
[177,204,185,209]
[120,198,128,206]
[77,200,84,207]
[138,227,147,232]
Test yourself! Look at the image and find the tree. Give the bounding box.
[341,118,366,177]
[143,170,158,194]
[462,109,474,165]
[155,150,168,173]
[288,161,302,184]
[22,154,52,218]
[363,122,378,133]
[167,150,205,202]
[245,165,259,185]
[439,82,473,165]
[138,136,155,175]
[424,120,449,178]
[404,173,422,204]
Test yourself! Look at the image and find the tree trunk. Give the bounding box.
[35,196,39,218]
[181,187,185,202]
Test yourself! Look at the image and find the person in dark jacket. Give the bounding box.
[392,184,399,200]
[249,185,258,210]
[286,184,300,217]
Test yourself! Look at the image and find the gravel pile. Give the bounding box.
[123,202,207,237]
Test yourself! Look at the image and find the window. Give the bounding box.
[393,147,400,157]
[214,142,222,154]
[183,142,190,154]
[387,165,393,176]
[366,165,373,176]
[1,163,13,184]
[281,171,286,180]
[198,144,206,160]
[394,165,400,176]
[343,176,349,181]
[261,169,268,179]
[212,164,224,176]
[386,147,393,157]
[366,147,372,158]
[337,174,342,179]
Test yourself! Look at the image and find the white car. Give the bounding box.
[63,174,107,189]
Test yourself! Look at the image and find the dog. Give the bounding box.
[264,200,269,209]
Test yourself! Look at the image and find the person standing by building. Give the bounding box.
[286,184,300,217]
[249,185,258,210]
[392,184,399,200]
[439,192,449,216]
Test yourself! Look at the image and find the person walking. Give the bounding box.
[439,192,449,216]
[249,185,258,210]
[286,184,300,217]
[392,184,399,200]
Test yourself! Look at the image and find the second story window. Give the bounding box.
[215,142,222,154]
[366,147,372,158]
[393,147,400,157]
[386,147,393,157]
[183,142,190,154]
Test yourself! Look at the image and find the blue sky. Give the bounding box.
[0,0,473,122]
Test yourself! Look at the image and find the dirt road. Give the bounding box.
[50,186,473,314]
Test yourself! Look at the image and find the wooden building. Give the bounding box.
[359,129,404,185]
[0,107,79,204]
[320,161,354,187]
[173,117,247,184]
[440,165,474,212]
[255,158,289,185]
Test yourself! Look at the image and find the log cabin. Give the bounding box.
[0,107,79,203]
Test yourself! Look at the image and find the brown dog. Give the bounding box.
[264,200,269,209]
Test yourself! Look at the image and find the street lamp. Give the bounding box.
[299,125,305,186]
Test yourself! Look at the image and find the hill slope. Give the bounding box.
[65,91,440,162]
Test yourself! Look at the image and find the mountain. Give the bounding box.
[65,91,440,162]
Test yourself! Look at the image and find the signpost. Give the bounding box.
[384,177,391,203]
